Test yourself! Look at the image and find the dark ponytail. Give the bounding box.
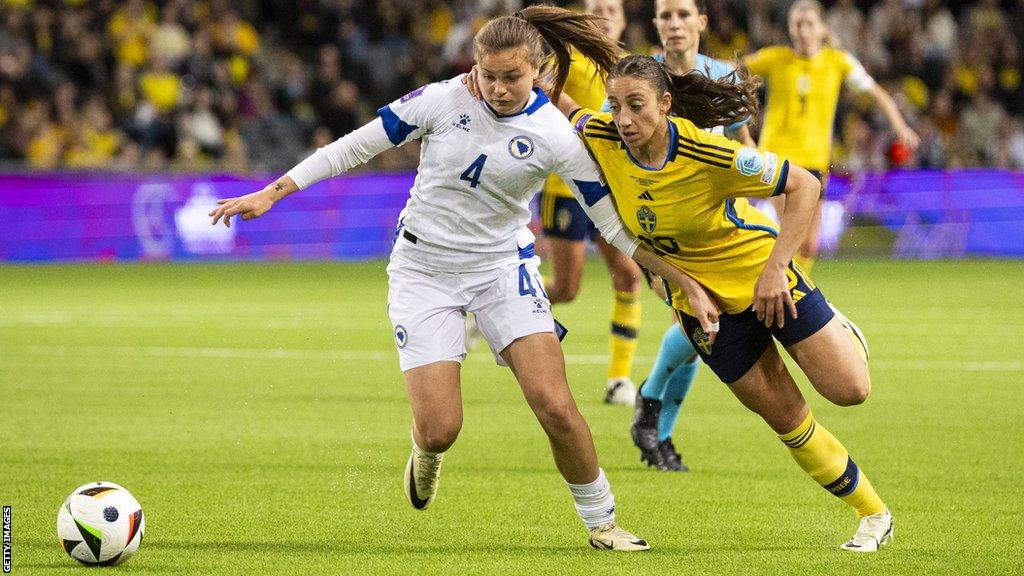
[474,5,620,103]
[609,54,760,129]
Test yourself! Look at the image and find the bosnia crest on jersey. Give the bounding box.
[637,206,657,234]
[508,135,534,160]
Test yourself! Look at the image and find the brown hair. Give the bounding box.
[608,54,760,129]
[473,5,620,103]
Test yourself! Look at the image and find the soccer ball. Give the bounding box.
[56,482,145,566]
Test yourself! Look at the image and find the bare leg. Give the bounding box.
[501,332,598,483]
[786,315,871,407]
[403,361,463,453]
[544,237,586,304]
[595,237,641,294]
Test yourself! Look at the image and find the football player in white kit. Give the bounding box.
[210,6,718,551]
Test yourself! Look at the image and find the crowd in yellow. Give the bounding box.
[1,0,1023,171]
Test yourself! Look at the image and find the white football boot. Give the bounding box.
[840,508,893,552]
[604,378,636,406]
[588,522,651,551]
[404,443,443,511]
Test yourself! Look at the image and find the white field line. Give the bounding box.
[9,345,1023,372]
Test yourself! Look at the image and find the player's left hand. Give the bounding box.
[209,189,275,228]
[462,67,482,100]
[752,263,797,328]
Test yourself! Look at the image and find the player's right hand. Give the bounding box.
[687,284,720,345]
[462,67,482,100]
[209,189,275,228]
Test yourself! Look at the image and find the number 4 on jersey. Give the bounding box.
[460,154,488,188]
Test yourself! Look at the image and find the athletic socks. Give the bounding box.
[657,358,698,441]
[779,411,886,517]
[608,290,640,381]
[566,468,616,529]
[640,324,699,441]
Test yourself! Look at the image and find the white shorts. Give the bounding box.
[386,246,556,372]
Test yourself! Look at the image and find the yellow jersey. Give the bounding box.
[744,46,874,171]
[570,109,791,315]
[544,48,610,199]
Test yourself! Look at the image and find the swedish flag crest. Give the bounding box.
[692,326,712,355]
[637,206,657,234]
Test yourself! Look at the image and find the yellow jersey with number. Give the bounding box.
[744,46,874,171]
[545,48,610,199]
[569,108,791,315]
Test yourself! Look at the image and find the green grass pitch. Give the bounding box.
[2,259,1023,575]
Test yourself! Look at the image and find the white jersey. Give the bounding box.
[378,78,611,269]
[286,76,637,272]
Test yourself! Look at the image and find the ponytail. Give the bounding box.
[609,55,760,129]
[474,5,620,103]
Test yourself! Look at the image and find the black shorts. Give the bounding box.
[677,261,834,384]
[808,169,828,199]
[539,191,598,242]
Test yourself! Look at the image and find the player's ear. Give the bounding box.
[698,14,708,33]
[660,91,672,116]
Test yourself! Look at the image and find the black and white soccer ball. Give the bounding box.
[56,482,145,566]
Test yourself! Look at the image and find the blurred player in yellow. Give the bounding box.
[741,0,918,272]
[557,54,894,552]
[537,0,643,405]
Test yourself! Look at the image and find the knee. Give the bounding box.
[833,375,871,407]
[418,419,462,453]
[609,269,641,293]
[536,400,582,437]
[548,279,581,304]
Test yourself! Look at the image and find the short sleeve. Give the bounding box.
[841,51,876,93]
[698,131,791,201]
[742,47,776,77]
[567,107,600,135]
[553,122,610,208]
[376,81,452,145]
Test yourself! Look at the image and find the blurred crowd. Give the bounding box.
[1,0,1023,173]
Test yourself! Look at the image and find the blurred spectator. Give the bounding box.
[825,0,862,51]
[0,0,1022,172]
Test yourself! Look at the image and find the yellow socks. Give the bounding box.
[779,411,886,517]
[608,290,640,380]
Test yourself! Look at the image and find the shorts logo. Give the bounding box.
[692,326,713,355]
[556,208,572,232]
[394,325,408,349]
[532,298,549,314]
[735,147,764,177]
[637,206,657,234]
[508,136,535,159]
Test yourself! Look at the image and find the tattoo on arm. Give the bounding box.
[274,181,285,192]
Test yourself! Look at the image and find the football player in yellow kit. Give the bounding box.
[536,0,644,406]
[741,0,918,272]
[559,54,893,552]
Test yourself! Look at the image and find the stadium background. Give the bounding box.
[2,1,1023,575]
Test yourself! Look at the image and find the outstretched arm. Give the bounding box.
[865,83,920,149]
[210,118,395,227]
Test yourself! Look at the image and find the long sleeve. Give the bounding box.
[285,118,394,190]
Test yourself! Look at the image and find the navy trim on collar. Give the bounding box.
[624,119,677,171]
[484,88,550,118]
